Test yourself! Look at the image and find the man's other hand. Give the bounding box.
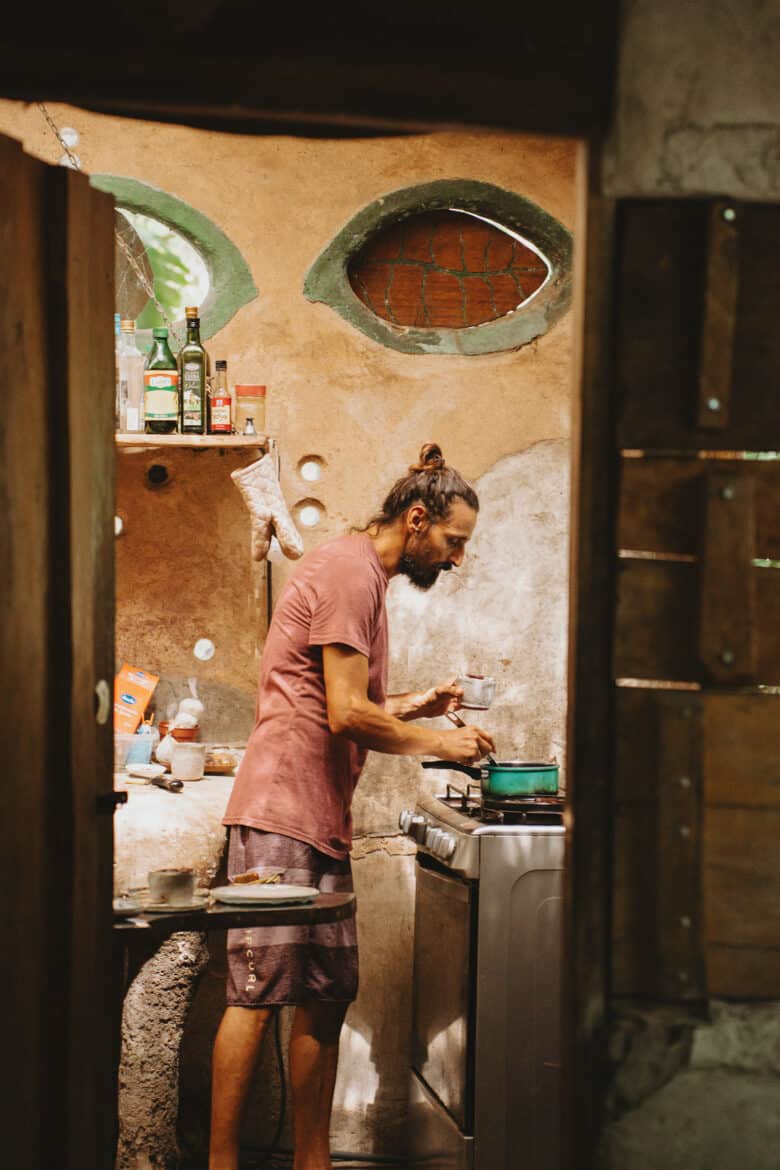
[437,725,496,765]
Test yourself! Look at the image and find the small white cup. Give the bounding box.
[148,867,195,905]
[171,741,206,781]
[456,674,497,710]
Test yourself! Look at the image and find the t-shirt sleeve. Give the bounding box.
[308,556,381,657]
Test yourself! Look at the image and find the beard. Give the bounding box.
[398,551,450,591]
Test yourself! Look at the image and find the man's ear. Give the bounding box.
[406,503,429,533]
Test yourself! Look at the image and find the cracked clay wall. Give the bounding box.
[599,4,780,1168]
[0,100,578,1161]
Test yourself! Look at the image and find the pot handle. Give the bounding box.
[421,760,482,780]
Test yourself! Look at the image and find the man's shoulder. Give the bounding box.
[302,534,382,577]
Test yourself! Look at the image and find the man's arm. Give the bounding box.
[323,646,494,764]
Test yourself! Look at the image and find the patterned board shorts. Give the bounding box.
[225,826,358,1008]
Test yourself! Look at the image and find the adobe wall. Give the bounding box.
[0,99,577,1163]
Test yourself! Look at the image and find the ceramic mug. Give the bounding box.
[171,741,206,781]
[148,867,195,905]
[456,674,497,710]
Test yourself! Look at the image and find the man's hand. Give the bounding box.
[393,679,463,721]
[436,724,496,765]
[322,646,493,761]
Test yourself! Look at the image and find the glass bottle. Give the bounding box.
[144,327,179,435]
[208,359,232,434]
[118,319,146,433]
[179,306,208,434]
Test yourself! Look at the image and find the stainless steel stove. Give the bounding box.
[399,783,566,1170]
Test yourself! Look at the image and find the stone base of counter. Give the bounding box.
[118,932,210,1170]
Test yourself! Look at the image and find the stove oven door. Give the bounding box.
[411,857,476,1133]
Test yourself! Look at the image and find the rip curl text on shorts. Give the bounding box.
[225,826,358,1008]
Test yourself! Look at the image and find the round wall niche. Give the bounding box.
[296,500,325,529]
[298,456,326,483]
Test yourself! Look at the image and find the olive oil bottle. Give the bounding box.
[179,307,208,434]
[144,327,179,434]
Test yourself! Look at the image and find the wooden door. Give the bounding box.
[567,190,780,1167]
[0,132,116,1170]
[612,198,780,1002]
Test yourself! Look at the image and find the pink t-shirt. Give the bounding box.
[223,533,389,858]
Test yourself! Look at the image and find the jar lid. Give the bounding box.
[120,319,136,331]
[236,385,266,396]
[215,360,227,370]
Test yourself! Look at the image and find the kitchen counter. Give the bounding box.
[113,770,235,894]
[111,770,358,1170]
[114,890,356,934]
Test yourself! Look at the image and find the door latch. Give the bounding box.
[95,791,128,816]
[94,679,111,725]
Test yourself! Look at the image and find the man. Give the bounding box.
[210,443,494,1170]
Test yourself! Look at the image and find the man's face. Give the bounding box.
[399,498,478,591]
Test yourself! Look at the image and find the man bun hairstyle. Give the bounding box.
[364,442,479,530]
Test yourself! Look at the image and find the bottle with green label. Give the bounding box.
[179,306,208,434]
[144,327,179,434]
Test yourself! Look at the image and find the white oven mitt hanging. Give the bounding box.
[231,453,304,562]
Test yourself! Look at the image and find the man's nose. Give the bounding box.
[448,547,465,568]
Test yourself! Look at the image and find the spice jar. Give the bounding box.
[235,385,266,435]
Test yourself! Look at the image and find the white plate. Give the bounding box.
[211,883,319,905]
[142,892,210,913]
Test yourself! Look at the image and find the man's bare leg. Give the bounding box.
[290,1001,348,1170]
[210,1005,273,1170]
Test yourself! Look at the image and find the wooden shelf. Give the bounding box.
[115,432,270,450]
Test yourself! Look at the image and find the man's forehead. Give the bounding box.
[441,499,478,537]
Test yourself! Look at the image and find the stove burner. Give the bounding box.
[436,786,564,825]
[480,793,564,825]
[481,793,564,813]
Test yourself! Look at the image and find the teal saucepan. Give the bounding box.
[422,759,559,797]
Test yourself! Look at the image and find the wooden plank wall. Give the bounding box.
[612,199,780,1001]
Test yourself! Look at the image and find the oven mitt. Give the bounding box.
[230,453,304,562]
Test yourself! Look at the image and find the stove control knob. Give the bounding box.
[437,833,457,860]
[425,827,442,852]
[398,809,414,834]
[409,815,427,843]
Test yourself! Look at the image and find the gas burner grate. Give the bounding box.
[434,787,564,825]
[481,794,565,824]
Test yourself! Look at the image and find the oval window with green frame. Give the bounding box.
[304,179,573,356]
[90,174,257,351]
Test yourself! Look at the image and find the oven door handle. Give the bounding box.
[421,760,482,780]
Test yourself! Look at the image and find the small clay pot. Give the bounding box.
[171,726,199,742]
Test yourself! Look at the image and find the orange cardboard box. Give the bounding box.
[114,664,159,734]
